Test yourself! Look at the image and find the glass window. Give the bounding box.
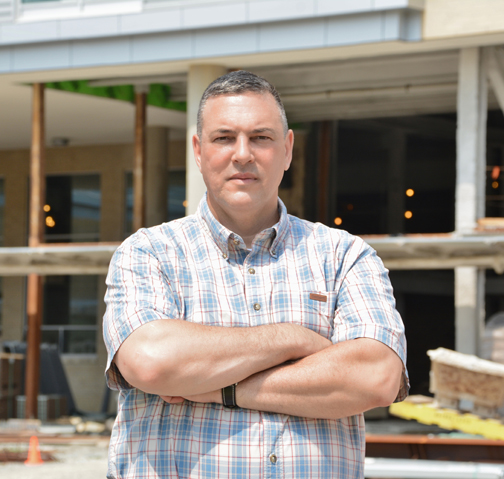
[124,170,186,237]
[167,170,186,222]
[45,174,101,243]
[42,275,98,354]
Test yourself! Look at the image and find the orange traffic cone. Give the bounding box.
[24,435,44,466]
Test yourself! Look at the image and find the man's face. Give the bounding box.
[193,92,293,220]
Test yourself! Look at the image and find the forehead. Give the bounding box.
[201,92,282,131]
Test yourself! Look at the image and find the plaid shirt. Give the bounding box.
[103,196,408,479]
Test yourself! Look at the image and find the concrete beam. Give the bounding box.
[0,235,502,275]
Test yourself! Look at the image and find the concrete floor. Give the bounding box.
[0,441,109,479]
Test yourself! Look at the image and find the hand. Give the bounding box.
[160,389,222,405]
[283,323,333,358]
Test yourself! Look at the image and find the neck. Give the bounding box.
[207,198,279,249]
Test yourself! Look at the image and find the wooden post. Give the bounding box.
[317,121,332,224]
[133,88,147,232]
[25,83,45,419]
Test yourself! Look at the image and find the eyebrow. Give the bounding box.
[210,128,277,135]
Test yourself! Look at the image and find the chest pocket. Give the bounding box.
[270,291,338,340]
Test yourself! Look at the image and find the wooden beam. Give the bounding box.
[25,83,45,420]
[133,89,147,232]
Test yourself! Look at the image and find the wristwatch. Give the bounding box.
[222,383,239,408]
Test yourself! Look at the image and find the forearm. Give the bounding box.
[236,338,403,420]
[115,318,331,397]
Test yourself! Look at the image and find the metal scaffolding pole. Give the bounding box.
[133,88,147,232]
[25,83,46,419]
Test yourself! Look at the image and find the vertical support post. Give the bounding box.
[186,65,226,215]
[145,126,168,227]
[316,121,338,226]
[455,48,488,355]
[328,121,339,226]
[25,83,45,419]
[455,267,485,355]
[133,87,147,232]
[387,130,406,235]
[317,121,331,224]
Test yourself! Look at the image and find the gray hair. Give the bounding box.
[196,70,288,138]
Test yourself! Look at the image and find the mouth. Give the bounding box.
[229,173,257,183]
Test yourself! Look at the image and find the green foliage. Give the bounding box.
[45,80,186,112]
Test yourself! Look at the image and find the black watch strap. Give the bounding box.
[222,383,239,408]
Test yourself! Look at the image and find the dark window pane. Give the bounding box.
[124,170,186,237]
[124,172,133,238]
[69,276,98,326]
[45,174,100,242]
[168,170,186,222]
[42,275,98,354]
[43,276,70,326]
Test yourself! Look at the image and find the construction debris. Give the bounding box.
[389,395,504,441]
[427,347,504,418]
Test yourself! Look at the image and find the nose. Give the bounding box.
[232,135,254,165]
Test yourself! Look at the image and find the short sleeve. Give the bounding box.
[332,237,409,402]
[103,232,181,390]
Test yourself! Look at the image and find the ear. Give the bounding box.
[193,134,202,172]
[283,130,294,171]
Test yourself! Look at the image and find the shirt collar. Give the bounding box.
[196,194,289,258]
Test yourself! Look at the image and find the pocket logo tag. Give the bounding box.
[309,293,327,303]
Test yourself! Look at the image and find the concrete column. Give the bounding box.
[455,48,488,355]
[455,267,485,355]
[186,65,227,215]
[146,126,168,227]
[456,47,487,232]
[387,130,406,235]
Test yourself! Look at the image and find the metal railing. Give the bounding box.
[41,324,97,354]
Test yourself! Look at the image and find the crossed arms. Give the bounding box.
[115,318,403,420]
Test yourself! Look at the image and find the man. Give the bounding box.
[103,70,408,478]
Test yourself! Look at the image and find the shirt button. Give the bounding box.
[269,454,277,464]
[253,303,261,311]
[222,253,228,259]
[233,239,239,245]
[271,250,276,256]
[248,268,255,274]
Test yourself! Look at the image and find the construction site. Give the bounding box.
[1,0,504,477]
